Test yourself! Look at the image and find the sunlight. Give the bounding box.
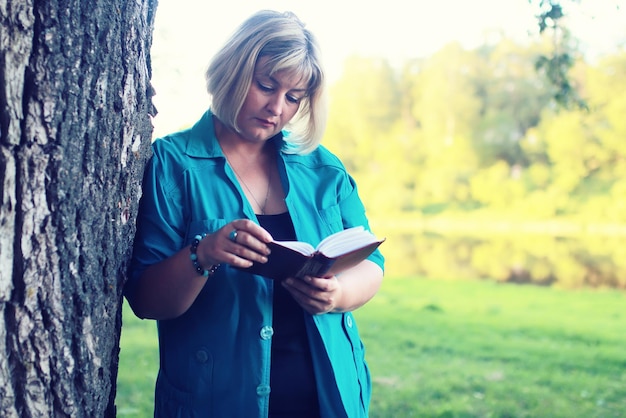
[150,0,625,137]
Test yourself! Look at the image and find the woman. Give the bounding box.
[125,10,384,418]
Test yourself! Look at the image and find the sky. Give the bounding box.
[149,0,626,137]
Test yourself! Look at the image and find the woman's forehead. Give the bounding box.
[255,57,309,90]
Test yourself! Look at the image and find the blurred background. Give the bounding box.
[117,2,626,417]
[149,0,626,290]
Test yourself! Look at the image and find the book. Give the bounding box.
[237,226,385,280]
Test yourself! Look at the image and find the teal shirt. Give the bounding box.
[126,110,384,418]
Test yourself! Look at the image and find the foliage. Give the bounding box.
[323,36,626,224]
[529,0,588,108]
[379,230,626,289]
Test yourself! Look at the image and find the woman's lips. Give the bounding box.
[256,118,276,128]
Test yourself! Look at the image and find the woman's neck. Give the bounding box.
[213,116,269,158]
[213,117,285,215]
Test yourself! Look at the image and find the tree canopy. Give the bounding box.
[323,33,626,224]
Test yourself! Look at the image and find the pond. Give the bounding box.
[378,231,626,289]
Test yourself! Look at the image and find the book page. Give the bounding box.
[272,226,382,258]
[238,226,385,280]
[317,226,382,258]
[272,240,315,256]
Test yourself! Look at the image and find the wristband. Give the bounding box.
[190,234,220,278]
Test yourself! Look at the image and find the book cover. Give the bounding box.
[236,226,385,280]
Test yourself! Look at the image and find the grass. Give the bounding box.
[116,278,626,417]
[116,305,158,417]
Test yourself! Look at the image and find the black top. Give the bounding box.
[258,212,320,418]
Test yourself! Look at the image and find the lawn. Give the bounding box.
[116,278,626,417]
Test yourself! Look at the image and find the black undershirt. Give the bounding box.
[257,213,320,418]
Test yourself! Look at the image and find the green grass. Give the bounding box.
[116,278,626,417]
[116,304,158,417]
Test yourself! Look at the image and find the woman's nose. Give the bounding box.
[266,95,283,116]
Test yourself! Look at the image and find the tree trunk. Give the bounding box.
[0,0,156,416]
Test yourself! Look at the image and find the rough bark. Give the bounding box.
[0,0,156,416]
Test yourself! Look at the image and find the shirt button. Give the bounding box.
[195,350,209,363]
[256,384,271,396]
[260,325,274,340]
[346,315,353,328]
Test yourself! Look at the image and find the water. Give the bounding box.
[379,232,626,289]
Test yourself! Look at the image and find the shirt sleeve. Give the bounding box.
[337,172,385,271]
[124,148,187,299]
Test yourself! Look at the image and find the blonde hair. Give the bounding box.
[206,10,327,154]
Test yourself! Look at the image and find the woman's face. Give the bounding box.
[235,57,308,143]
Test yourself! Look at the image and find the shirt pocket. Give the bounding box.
[155,346,215,418]
[154,370,194,418]
[184,219,229,244]
[318,204,343,235]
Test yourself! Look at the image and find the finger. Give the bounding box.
[227,239,269,264]
[284,278,330,305]
[227,228,239,244]
[228,230,271,256]
[283,285,321,314]
[198,230,264,267]
[292,291,333,315]
[300,275,338,293]
[210,244,265,268]
[230,219,273,242]
[283,277,309,293]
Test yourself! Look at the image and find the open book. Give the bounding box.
[237,226,385,280]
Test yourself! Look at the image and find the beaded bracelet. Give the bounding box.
[190,234,220,278]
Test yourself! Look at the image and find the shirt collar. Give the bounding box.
[185,109,287,158]
[184,110,223,158]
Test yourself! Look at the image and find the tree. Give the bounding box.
[406,42,481,207]
[0,1,156,416]
[472,38,554,167]
[528,0,622,109]
[325,55,401,172]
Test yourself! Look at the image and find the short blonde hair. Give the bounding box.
[206,10,327,154]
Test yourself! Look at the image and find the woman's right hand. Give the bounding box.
[197,219,273,268]
[129,219,274,320]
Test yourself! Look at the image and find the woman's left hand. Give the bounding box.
[281,275,344,315]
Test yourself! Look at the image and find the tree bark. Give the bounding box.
[0,0,156,416]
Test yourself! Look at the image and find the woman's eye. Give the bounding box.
[286,95,301,104]
[257,82,273,92]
